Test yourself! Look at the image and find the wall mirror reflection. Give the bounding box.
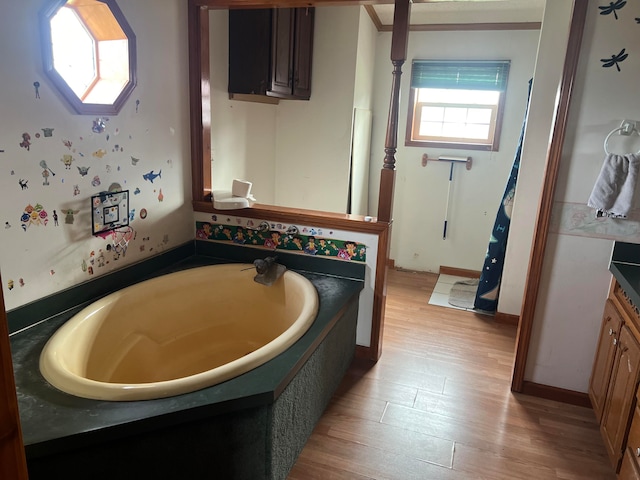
[39,0,137,115]
[208,4,543,220]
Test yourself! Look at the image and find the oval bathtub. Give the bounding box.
[39,264,319,401]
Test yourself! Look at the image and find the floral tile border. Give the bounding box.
[195,218,367,263]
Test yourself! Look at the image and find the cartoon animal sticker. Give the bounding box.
[63,209,79,224]
[77,166,90,176]
[92,149,107,158]
[91,175,101,187]
[19,133,31,150]
[73,185,80,196]
[92,117,107,133]
[18,179,28,190]
[143,170,161,183]
[7,279,14,290]
[61,154,74,169]
[131,156,139,166]
[62,139,72,150]
[20,203,49,230]
[158,189,164,202]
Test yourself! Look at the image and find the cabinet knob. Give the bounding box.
[613,338,618,346]
[609,328,615,336]
[636,447,640,457]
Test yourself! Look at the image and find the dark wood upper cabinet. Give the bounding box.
[229,7,314,100]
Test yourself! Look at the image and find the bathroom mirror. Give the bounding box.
[201,3,545,218]
[39,0,137,115]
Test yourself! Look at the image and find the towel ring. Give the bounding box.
[604,126,640,155]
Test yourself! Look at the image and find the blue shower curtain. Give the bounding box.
[474,79,532,312]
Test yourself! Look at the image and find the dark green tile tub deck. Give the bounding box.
[10,246,363,479]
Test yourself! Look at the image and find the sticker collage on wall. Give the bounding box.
[3,89,177,293]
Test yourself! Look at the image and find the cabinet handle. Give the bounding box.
[613,338,618,346]
[636,447,640,457]
[609,328,616,336]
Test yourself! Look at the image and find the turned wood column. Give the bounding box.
[377,0,410,224]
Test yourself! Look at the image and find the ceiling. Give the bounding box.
[370,0,545,29]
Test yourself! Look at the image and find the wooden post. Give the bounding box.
[369,0,410,360]
[0,273,29,480]
[377,0,410,223]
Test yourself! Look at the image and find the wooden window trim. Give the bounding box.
[411,101,497,144]
[405,86,505,151]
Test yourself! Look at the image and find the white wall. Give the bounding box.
[0,0,193,311]
[209,6,375,213]
[525,0,640,392]
[500,0,575,316]
[368,28,540,274]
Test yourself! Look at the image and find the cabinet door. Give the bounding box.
[620,404,640,479]
[292,7,314,99]
[620,447,640,480]
[270,8,294,97]
[601,325,640,469]
[228,9,272,95]
[589,300,623,422]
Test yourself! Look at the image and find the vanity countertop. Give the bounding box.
[610,241,640,308]
[11,256,363,460]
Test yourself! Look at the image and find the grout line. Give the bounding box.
[449,441,456,469]
[379,401,390,423]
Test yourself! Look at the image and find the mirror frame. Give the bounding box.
[39,0,137,115]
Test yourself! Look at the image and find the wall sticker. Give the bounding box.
[601,48,628,71]
[599,0,626,20]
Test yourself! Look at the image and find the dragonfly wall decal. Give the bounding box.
[599,0,627,20]
[601,48,628,71]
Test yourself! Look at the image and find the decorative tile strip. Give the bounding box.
[550,201,640,242]
[196,220,367,263]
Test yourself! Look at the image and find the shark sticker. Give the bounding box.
[143,170,161,183]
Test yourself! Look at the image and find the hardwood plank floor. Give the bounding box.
[288,269,614,480]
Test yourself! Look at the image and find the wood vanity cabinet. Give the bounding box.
[228,7,314,100]
[619,401,640,479]
[590,300,623,422]
[589,279,640,474]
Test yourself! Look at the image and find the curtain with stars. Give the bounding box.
[474,79,532,312]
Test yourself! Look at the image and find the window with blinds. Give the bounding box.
[405,60,510,151]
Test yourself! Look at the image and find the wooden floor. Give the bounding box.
[288,269,615,480]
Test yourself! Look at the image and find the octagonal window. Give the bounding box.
[40,0,136,115]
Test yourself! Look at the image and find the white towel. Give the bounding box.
[588,153,639,218]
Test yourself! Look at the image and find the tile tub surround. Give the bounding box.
[10,255,363,479]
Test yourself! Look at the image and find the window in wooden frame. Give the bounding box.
[405,60,510,151]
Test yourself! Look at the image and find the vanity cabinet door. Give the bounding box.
[589,300,623,422]
[601,325,640,469]
[619,404,640,480]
